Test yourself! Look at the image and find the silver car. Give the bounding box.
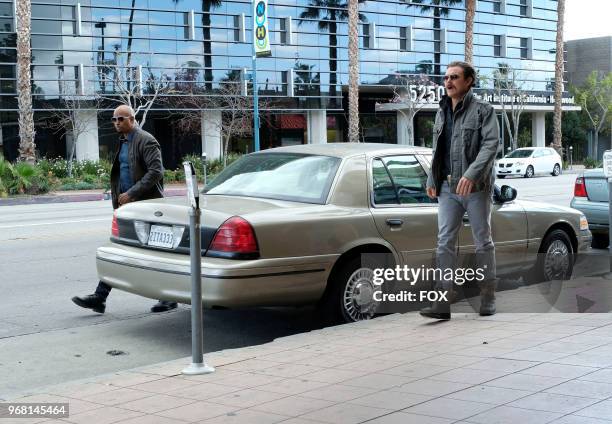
[571,168,609,249]
[97,144,591,323]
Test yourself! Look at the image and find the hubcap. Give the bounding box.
[543,240,570,280]
[554,165,560,175]
[343,267,379,321]
[527,167,533,177]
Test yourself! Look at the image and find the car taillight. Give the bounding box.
[111,211,119,237]
[209,216,259,255]
[574,177,588,198]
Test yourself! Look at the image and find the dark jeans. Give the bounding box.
[94,281,112,299]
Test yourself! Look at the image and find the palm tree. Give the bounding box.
[406,0,462,83]
[552,0,565,153]
[299,0,366,107]
[16,0,36,163]
[347,0,359,142]
[464,0,476,63]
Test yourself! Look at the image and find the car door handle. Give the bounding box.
[386,219,403,227]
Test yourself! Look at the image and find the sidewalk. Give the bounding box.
[0,185,187,207]
[6,276,612,424]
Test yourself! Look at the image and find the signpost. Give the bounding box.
[252,0,271,152]
[603,150,612,275]
[182,162,214,376]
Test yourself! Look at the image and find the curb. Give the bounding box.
[0,189,187,207]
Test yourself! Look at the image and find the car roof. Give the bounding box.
[251,143,433,159]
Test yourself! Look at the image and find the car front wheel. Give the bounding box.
[524,165,534,178]
[551,163,561,176]
[532,229,574,283]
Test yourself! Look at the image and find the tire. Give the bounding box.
[524,165,534,178]
[319,254,392,324]
[551,163,561,176]
[497,175,506,179]
[530,229,574,283]
[592,233,610,249]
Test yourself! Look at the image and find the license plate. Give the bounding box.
[148,225,174,249]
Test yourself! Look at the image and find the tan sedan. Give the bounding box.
[97,144,591,322]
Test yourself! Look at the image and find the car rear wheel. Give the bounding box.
[551,164,561,176]
[592,233,610,249]
[320,254,391,324]
[524,165,534,178]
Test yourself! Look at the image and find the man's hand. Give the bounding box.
[426,187,437,199]
[118,193,133,206]
[456,177,474,196]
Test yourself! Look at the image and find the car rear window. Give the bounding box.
[204,153,341,204]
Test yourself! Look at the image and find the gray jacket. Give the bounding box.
[426,89,499,195]
[110,127,164,209]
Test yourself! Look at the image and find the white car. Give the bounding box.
[496,147,562,178]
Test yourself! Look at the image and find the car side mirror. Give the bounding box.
[497,185,517,203]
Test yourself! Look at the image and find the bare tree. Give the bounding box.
[385,74,437,146]
[171,73,272,166]
[43,82,100,177]
[98,54,171,127]
[16,0,35,163]
[552,0,565,153]
[493,63,528,151]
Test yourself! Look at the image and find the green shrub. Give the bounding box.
[583,158,602,169]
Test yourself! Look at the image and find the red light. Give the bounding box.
[574,177,588,198]
[111,211,119,237]
[209,216,259,255]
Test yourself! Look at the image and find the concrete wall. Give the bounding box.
[566,36,612,87]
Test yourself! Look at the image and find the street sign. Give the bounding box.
[253,0,271,57]
[603,150,612,179]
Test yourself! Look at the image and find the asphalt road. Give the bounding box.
[0,173,606,398]
[0,200,318,399]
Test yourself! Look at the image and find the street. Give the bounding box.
[0,173,607,398]
[0,201,318,398]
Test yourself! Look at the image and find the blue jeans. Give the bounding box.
[436,181,496,290]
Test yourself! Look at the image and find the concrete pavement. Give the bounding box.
[7,277,612,424]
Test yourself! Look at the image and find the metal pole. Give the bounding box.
[609,178,612,274]
[182,165,214,375]
[252,35,260,152]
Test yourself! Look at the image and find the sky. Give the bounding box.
[564,0,612,41]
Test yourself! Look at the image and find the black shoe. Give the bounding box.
[419,301,451,320]
[72,294,106,314]
[151,300,178,313]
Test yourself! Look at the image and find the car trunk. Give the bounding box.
[117,195,308,254]
[583,170,609,202]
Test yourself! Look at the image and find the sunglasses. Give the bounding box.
[111,116,131,123]
[443,74,461,81]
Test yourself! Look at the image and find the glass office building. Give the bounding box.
[0,0,577,167]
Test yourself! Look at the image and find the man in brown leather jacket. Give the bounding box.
[72,105,177,314]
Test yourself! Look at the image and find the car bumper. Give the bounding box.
[578,229,593,252]
[96,244,336,307]
[570,198,610,234]
[496,166,524,176]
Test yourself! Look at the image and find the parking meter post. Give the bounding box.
[182,162,214,376]
[201,152,207,188]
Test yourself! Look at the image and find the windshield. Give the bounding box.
[204,153,341,204]
[505,149,534,158]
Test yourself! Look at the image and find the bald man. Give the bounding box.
[72,105,177,313]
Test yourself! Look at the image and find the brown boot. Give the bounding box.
[479,279,497,316]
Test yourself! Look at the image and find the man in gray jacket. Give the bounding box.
[72,105,177,314]
[420,61,499,320]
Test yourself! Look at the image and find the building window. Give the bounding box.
[494,35,501,57]
[280,17,293,45]
[520,37,532,59]
[520,0,532,17]
[399,26,412,52]
[363,23,376,49]
[434,28,447,54]
[234,14,246,42]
